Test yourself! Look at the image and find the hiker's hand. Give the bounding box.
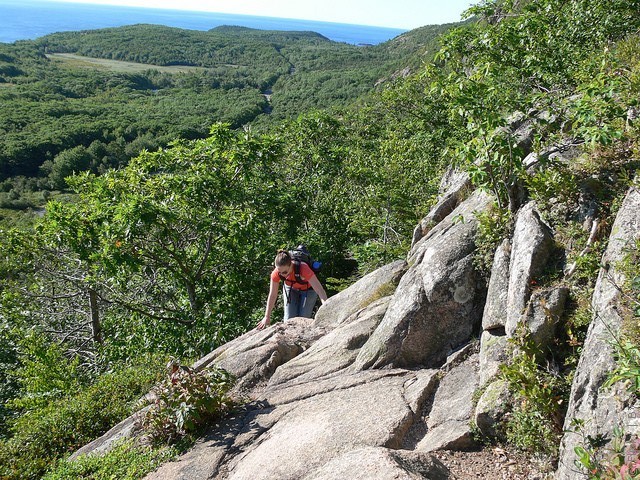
[256,316,270,330]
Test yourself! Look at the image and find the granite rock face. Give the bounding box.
[416,354,480,452]
[482,239,511,331]
[313,259,407,329]
[301,447,449,480]
[354,191,492,370]
[505,201,555,338]
[411,167,471,248]
[556,186,640,480]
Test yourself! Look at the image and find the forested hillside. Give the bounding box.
[0,22,448,218]
[1,0,640,478]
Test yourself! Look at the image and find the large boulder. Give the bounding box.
[556,186,640,479]
[411,168,471,248]
[416,354,480,452]
[505,202,555,338]
[354,191,491,370]
[482,239,511,331]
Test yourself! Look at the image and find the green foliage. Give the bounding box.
[0,319,20,435]
[1,0,640,472]
[0,356,165,480]
[506,406,560,457]
[572,421,640,480]
[50,124,291,354]
[526,162,579,213]
[600,240,640,398]
[500,334,567,456]
[604,338,640,397]
[138,364,234,445]
[43,440,180,480]
[620,239,640,342]
[9,330,84,411]
[0,22,450,187]
[560,291,594,376]
[474,203,511,276]
[434,0,640,211]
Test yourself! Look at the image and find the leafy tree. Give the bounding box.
[41,145,93,190]
[430,0,640,210]
[38,124,290,357]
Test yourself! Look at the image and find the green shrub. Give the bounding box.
[0,357,165,480]
[506,406,560,456]
[9,330,85,412]
[604,337,640,397]
[599,238,640,398]
[620,239,640,343]
[526,163,579,213]
[137,363,234,445]
[500,334,567,457]
[474,203,512,277]
[573,422,640,479]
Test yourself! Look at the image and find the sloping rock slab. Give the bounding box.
[143,408,251,480]
[302,447,449,480]
[268,297,390,387]
[416,354,480,452]
[313,260,407,329]
[556,186,640,479]
[193,317,326,393]
[221,371,434,480]
[144,369,440,480]
[355,191,491,370]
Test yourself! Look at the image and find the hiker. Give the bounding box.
[257,249,328,330]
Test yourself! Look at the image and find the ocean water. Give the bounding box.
[0,0,407,45]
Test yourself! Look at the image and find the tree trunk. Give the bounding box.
[88,288,102,345]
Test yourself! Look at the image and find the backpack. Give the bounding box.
[284,244,322,285]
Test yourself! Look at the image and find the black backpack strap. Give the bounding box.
[292,259,306,285]
[282,281,291,305]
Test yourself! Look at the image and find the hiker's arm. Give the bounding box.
[257,279,279,329]
[308,275,328,304]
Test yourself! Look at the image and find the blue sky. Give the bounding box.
[45,0,476,29]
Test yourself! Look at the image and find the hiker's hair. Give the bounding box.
[275,250,292,267]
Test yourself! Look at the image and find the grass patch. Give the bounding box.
[357,280,399,310]
[47,53,212,74]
